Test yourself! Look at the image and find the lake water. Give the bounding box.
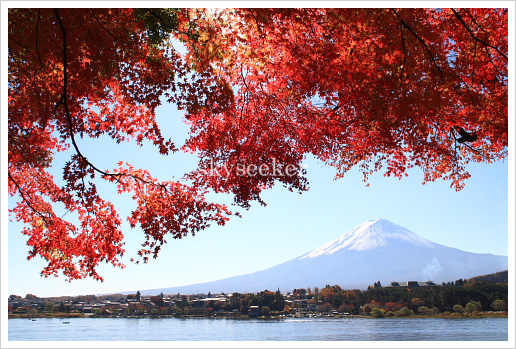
[8,317,508,341]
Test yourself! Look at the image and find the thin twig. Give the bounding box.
[89,9,123,43]
[399,22,407,80]
[8,171,51,226]
[35,9,43,67]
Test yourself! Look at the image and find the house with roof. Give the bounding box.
[248,306,260,317]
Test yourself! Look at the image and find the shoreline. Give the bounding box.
[8,312,508,320]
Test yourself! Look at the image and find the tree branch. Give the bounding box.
[392,9,443,82]
[451,8,508,61]
[53,10,110,178]
[463,9,487,34]
[53,9,169,192]
[248,9,265,38]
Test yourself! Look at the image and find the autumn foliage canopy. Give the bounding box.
[8,8,508,280]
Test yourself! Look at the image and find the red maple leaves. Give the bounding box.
[183,8,507,194]
[8,8,508,281]
[8,8,231,281]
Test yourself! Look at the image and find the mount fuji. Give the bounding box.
[132,219,508,295]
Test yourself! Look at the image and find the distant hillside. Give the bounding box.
[466,270,508,284]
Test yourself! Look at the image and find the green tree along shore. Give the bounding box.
[8,274,508,319]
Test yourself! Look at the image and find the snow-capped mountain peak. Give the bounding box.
[300,218,437,259]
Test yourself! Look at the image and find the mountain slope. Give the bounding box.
[129,219,508,295]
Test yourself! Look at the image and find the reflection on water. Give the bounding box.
[8,317,508,341]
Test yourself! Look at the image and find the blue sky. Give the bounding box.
[6,99,511,298]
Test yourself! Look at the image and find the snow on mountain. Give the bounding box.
[300,219,437,258]
[123,219,508,295]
